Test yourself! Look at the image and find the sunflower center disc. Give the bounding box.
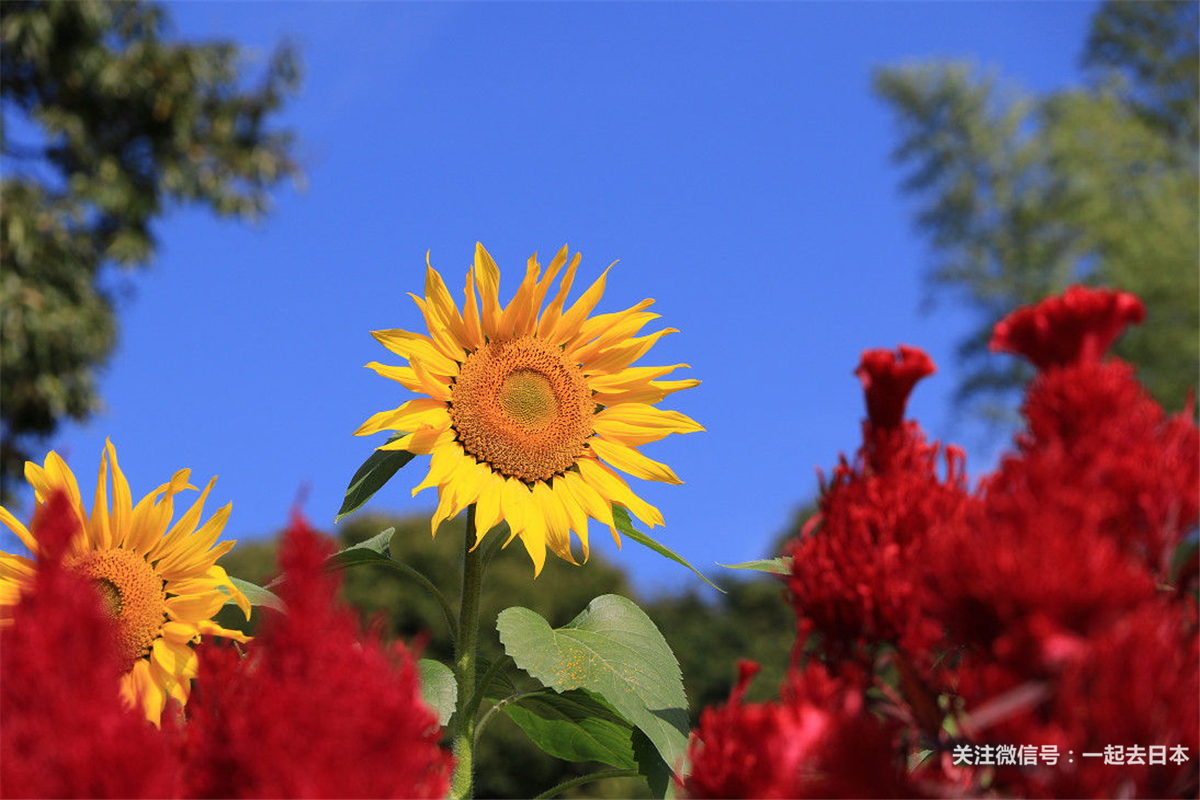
[499,371,559,427]
[450,336,593,482]
[71,548,167,672]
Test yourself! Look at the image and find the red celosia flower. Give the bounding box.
[0,491,182,799]
[927,447,1160,673]
[681,660,912,799]
[995,284,1197,577]
[786,346,967,667]
[1017,361,1199,574]
[179,514,452,799]
[855,345,936,431]
[989,285,1145,369]
[950,599,1199,799]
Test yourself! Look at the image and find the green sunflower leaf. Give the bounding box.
[417,658,456,726]
[504,689,639,769]
[477,655,517,701]
[717,557,793,575]
[327,527,396,568]
[612,505,724,593]
[221,577,283,611]
[497,594,690,778]
[335,432,417,522]
[632,728,675,798]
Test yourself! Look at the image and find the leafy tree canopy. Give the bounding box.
[0,0,300,500]
[875,0,1198,422]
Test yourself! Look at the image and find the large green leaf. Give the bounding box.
[477,656,517,702]
[335,433,416,522]
[633,729,674,798]
[497,594,690,775]
[504,689,638,769]
[612,505,723,593]
[221,577,283,611]
[417,658,456,726]
[717,557,792,575]
[328,527,396,568]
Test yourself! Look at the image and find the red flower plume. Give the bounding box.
[989,285,1145,369]
[855,345,936,430]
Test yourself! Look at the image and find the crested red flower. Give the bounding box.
[855,346,937,431]
[786,346,967,668]
[0,491,182,799]
[927,445,1160,672]
[179,514,452,799]
[1017,361,1199,574]
[989,285,1145,369]
[681,660,912,799]
[948,599,1199,800]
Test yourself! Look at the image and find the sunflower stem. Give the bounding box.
[450,504,484,800]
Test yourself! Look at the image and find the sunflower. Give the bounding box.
[356,243,703,575]
[0,441,251,725]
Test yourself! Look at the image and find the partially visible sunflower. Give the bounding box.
[0,440,251,724]
[356,243,703,575]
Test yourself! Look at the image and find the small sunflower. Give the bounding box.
[356,243,703,575]
[0,441,251,724]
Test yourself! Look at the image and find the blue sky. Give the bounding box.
[11,1,1098,593]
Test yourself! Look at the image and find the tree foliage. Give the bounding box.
[874,0,1198,420]
[0,0,300,500]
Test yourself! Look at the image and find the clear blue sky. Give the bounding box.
[13,1,1098,593]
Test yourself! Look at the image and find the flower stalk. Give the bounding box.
[450,504,484,799]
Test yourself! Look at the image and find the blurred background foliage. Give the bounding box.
[215,513,799,799]
[0,0,300,503]
[5,0,1197,797]
[875,0,1198,424]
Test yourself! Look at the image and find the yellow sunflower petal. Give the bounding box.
[90,447,113,550]
[590,437,683,484]
[461,266,486,350]
[123,660,166,725]
[149,475,216,562]
[474,473,505,543]
[371,329,458,376]
[535,251,581,339]
[553,476,591,562]
[533,480,575,565]
[165,591,227,624]
[155,503,232,578]
[42,451,89,533]
[583,328,679,376]
[378,426,454,454]
[412,441,464,497]
[354,398,449,436]
[364,362,425,393]
[475,242,503,337]
[106,439,135,548]
[197,617,251,644]
[160,620,200,644]
[409,292,466,364]
[522,245,570,336]
[594,378,701,407]
[0,552,35,584]
[577,458,664,529]
[547,263,615,346]
[515,484,548,576]
[424,255,470,350]
[499,477,530,545]
[593,403,706,446]
[498,253,542,340]
[0,506,37,554]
